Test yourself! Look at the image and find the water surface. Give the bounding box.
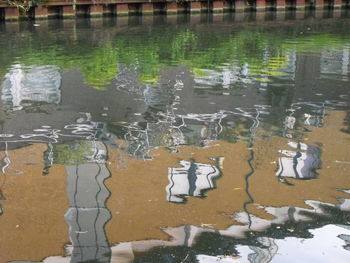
[0,11,350,263]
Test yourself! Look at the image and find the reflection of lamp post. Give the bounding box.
[0,141,10,217]
[243,109,260,228]
[0,189,4,215]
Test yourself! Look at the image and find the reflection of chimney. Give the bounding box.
[294,53,321,100]
[64,141,111,263]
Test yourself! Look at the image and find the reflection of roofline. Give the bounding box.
[19,198,350,263]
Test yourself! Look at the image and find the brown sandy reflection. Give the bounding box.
[105,140,251,243]
[0,110,349,262]
[0,143,69,263]
[250,110,350,212]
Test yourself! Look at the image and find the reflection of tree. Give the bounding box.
[1,23,349,90]
[80,44,119,89]
[49,141,94,165]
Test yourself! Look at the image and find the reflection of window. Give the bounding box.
[276,142,320,179]
[166,160,221,203]
[1,64,61,110]
[193,66,251,90]
[320,49,349,79]
[304,113,324,127]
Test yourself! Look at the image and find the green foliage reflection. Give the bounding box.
[1,23,349,89]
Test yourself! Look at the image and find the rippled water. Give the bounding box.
[0,12,350,263]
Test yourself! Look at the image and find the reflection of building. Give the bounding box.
[193,65,251,90]
[65,140,111,263]
[304,110,325,127]
[113,111,230,158]
[1,110,350,263]
[0,114,114,263]
[1,18,350,263]
[107,197,350,262]
[320,49,350,81]
[1,64,61,111]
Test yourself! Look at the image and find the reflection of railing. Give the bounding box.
[113,111,229,159]
[114,108,263,159]
[109,99,342,163]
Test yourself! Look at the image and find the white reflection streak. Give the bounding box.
[250,109,260,139]
[2,142,10,174]
[47,142,54,168]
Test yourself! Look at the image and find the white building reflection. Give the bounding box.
[321,49,350,81]
[166,159,222,203]
[104,198,350,263]
[64,140,111,263]
[276,141,320,180]
[1,64,61,111]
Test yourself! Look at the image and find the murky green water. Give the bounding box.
[0,12,350,263]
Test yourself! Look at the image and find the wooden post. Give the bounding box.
[166,2,178,14]
[141,3,154,15]
[256,0,267,10]
[296,0,306,9]
[213,1,224,12]
[276,0,286,9]
[90,5,104,17]
[62,6,75,18]
[116,4,129,16]
[235,0,247,12]
[4,7,20,21]
[190,1,202,13]
[33,6,48,19]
